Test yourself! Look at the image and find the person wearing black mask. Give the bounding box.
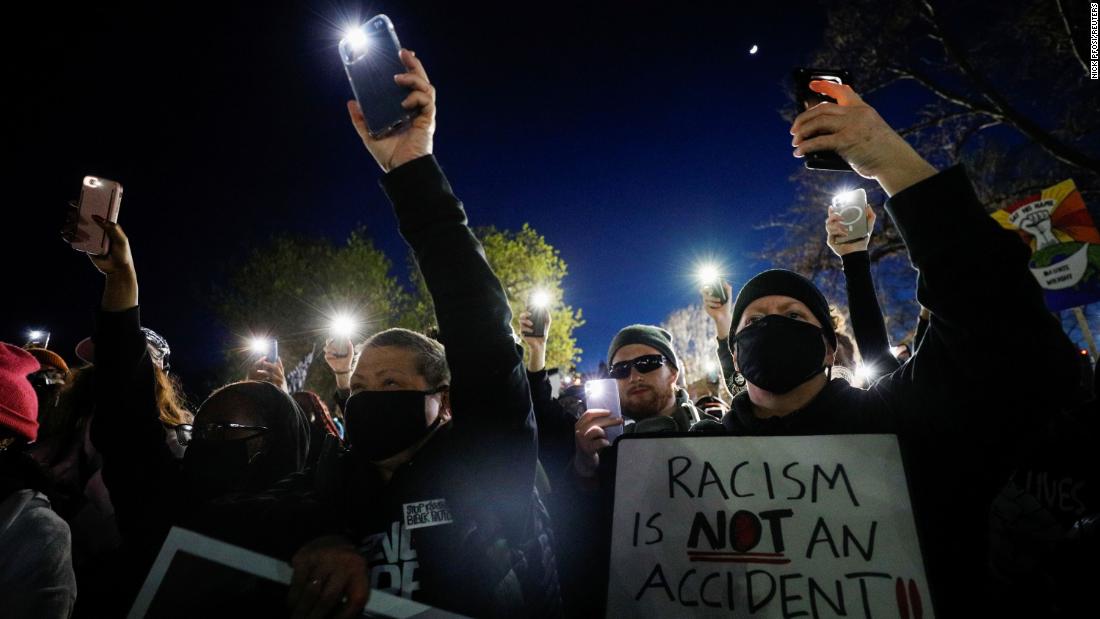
[81,216,311,612]
[714,79,1080,613]
[260,48,559,619]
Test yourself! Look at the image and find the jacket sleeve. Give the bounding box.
[89,306,183,563]
[873,166,1079,436]
[380,155,537,532]
[527,369,578,486]
[840,250,901,377]
[716,336,736,388]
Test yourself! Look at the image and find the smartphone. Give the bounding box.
[266,339,279,364]
[585,379,624,445]
[830,188,870,244]
[793,68,853,172]
[524,295,550,338]
[339,15,415,139]
[331,338,352,357]
[25,330,50,349]
[702,278,729,305]
[72,176,122,255]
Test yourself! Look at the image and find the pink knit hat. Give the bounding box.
[0,342,41,442]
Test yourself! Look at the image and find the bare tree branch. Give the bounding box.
[920,0,1100,174]
[1055,0,1091,73]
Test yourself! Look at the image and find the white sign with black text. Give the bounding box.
[606,434,932,618]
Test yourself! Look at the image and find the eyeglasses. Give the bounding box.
[173,423,269,446]
[608,354,669,379]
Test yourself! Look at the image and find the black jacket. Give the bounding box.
[840,249,901,378]
[89,307,187,598]
[366,154,558,617]
[720,166,1080,613]
[199,156,560,618]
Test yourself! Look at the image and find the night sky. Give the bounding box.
[8,1,918,391]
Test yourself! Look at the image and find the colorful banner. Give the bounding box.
[992,179,1100,310]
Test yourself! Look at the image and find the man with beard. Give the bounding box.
[572,325,699,478]
[561,326,703,616]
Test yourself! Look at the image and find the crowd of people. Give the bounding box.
[2,46,1097,618]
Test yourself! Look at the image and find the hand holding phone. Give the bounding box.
[827,188,873,248]
[701,278,729,305]
[71,176,123,255]
[585,379,624,444]
[340,16,414,139]
[343,18,436,173]
[792,68,853,172]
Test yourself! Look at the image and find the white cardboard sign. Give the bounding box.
[606,434,932,618]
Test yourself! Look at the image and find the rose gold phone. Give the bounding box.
[72,176,122,255]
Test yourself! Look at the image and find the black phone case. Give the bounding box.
[793,68,853,172]
[705,280,729,305]
[525,308,549,338]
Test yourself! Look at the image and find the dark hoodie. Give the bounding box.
[91,306,310,608]
[720,166,1079,614]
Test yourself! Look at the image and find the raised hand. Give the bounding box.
[790,81,936,196]
[347,49,436,172]
[248,357,288,393]
[826,206,877,257]
[702,282,734,340]
[572,409,624,477]
[519,311,551,373]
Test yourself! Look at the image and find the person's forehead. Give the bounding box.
[198,395,264,425]
[355,345,419,374]
[612,343,662,365]
[743,295,811,315]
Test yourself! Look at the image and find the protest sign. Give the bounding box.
[606,434,932,618]
[129,527,469,619]
[991,179,1100,310]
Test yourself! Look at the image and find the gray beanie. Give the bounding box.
[607,325,680,370]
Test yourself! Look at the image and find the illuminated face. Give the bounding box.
[351,346,450,427]
[611,344,679,420]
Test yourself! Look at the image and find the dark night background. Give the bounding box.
[7,1,940,395]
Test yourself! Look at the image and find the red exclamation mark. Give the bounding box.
[896,577,910,619]
[908,579,923,619]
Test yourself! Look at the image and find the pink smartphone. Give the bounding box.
[72,175,122,255]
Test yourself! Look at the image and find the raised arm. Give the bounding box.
[84,219,182,565]
[825,205,901,379]
[793,81,1079,428]
[347,49,536,514]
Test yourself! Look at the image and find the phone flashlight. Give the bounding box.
[249,337,277,363]
[26,330,50,349]
[525,290,552,338]
[344,26,368,51]
[705,360,719,384]
[585,378,624,444]
[696,264,728,305]
[329,313,358,357]
[855,363,876,384]
[830,188,870,242]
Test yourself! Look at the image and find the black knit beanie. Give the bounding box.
[607,325,680,369]
[731,269,837,348]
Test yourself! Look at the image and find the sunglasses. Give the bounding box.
[608,354,669,379]
[174,423,269,446]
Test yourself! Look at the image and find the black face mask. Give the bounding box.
[732,314,828,395]
[343,389,444,462]
[183,437,262,499]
